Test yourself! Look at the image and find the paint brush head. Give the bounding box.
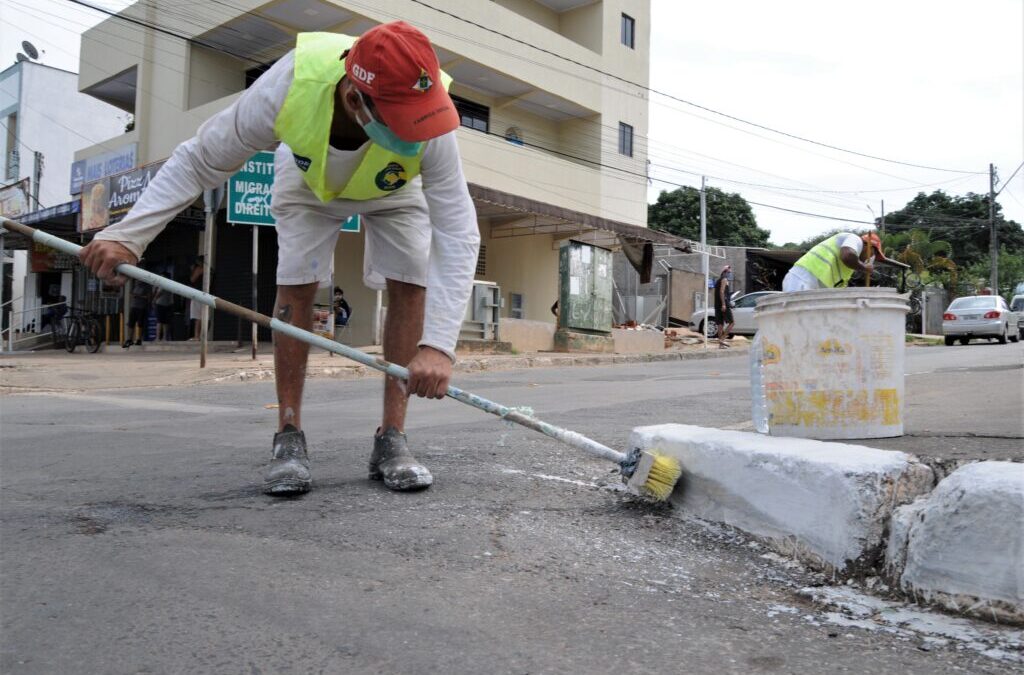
[624,450,682,502]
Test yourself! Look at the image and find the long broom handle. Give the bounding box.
[1,218,625,465]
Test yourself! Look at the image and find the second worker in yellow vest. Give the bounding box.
[782,232,890,292]
[80,22,481,497]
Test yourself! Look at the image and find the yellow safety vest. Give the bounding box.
[793,234,856,288]
[273,32,452,202]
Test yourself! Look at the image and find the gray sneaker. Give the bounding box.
[368,427,433,491]
[263,424,312,496]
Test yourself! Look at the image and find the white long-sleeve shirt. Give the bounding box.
[94,51,480,360]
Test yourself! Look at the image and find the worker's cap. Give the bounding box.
[345,22,459,142]
[861,232,890,261]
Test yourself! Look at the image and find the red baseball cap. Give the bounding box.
[345,22,460,142]
[861,232,890,261]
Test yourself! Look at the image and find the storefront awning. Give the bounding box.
[1,200,81,250]
[468,183,697,252]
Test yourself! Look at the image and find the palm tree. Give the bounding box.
[883,229,957,291]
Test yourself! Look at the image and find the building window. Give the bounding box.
[451,94,489,133]
[621,13,635,49]
[510,293,524,319]
[476,244,487,276]
[618,122,633,157]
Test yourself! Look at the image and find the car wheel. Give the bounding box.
[699,320,719,339]
[1011,332,1020,343]
[944,336,955,346]
[959,337,970,345]
[998,328,1008,344]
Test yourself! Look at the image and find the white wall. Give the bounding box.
[19,63,126,207]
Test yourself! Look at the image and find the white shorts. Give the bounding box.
[781,266,823,292]
[271,148,431,290]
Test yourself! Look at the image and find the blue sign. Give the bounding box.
[70,143,137,195]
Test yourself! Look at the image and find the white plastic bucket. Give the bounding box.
[753,288,910,439]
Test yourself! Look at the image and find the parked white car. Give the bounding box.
[1011,294,1024,340]
[690,291,780,337]
[942,295,1019,345]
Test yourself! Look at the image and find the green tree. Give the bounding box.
[963,247,1024,300]
[648,186,771,247]
[881,190,1024,270]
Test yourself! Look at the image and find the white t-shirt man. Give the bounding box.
[782,233,864,292]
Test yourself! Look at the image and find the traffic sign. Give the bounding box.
[228,152,361,233]
[227,152,275,225]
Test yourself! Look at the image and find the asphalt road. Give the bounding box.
[2,342,1021,673]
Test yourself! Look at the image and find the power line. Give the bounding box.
[73,0,986,183]
[407,0,985,175]
[995,160,1024,197]
[46,1,996,232]
[63,0,265,65]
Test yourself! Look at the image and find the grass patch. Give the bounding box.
[906,334,943,346]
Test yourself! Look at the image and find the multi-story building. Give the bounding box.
[0,59,125,341]
[74,0,664,347]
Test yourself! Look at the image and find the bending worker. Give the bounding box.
[782,232,889,292]
[79,23,480,496]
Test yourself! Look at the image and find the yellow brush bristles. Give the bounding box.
[641,453,683,501]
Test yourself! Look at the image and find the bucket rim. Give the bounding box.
[755,288,909,313]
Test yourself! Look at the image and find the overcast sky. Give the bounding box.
[2,0,1021,245]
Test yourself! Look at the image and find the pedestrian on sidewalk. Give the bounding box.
[78,22,479,497]
[782,232,889,292]
[125,277,151,347]
[714,266,734,349]
[333,287,351,327]
[188,256,204,341]
[153,284,175,342]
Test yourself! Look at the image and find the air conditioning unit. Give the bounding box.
[461,280,502,340]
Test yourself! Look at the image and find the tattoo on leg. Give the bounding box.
[276,304,293,322]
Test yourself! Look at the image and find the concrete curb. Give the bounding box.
[886,461,1024,624]
[205,346,748,385]
[630,424,935,574]
[631,425,1024,624]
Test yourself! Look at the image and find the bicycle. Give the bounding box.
[64,309,103,354]
[50,315,69,350]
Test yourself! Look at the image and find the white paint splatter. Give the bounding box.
[798,586,1023,663]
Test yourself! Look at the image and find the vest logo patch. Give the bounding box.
[293,154,312,172]
[375,162,408,191]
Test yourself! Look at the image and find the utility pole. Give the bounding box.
[880,199,885,238]
[700,176,708,351]
[989,163,997,294]
[32,151,43,209]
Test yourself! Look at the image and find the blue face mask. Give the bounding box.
[356,91,423,157]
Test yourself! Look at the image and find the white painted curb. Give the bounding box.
[887,461,1024,623]
[630,424,934,573]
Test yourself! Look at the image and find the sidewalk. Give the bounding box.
[0,340,748,393]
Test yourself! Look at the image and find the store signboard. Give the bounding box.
[0,178,30,219]
[70,143,137,195]
[80,161,164,233]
